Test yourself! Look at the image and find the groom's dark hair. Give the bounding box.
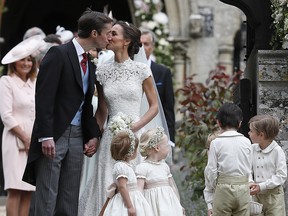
[77,8,113,38]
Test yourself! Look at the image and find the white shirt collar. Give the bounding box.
[72,38,85,60]
[218,130,243,137]
[147,57,152,67]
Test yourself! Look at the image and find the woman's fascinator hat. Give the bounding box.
[1,35,43,65]
[56,25,74,44]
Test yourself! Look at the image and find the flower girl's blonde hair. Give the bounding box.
[139,127,165,157]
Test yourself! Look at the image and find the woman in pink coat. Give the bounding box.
[0,35,42,216]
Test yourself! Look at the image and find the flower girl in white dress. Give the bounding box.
[102,130,153,216]
[136,127,185,216]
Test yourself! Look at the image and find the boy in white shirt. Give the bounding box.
[249,115,287,215]
[204,103,252,216]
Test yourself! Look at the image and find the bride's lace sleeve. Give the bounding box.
[95,64,112,85]
[137,62,152,82]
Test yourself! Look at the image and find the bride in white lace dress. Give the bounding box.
[78,21,159,215]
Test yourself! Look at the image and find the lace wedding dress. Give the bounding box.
[78,58,152,215]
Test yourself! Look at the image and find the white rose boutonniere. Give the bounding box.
[91,57,98,66]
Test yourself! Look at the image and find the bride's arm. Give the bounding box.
[95,82,108,132]
[132,76,158,132]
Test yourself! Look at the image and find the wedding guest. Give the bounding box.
[44,34,62,45]
[140,28,175,143]
[23,27,46,40]
[55,25,74,44]
[204,103,252,215]
[0,35,42,216]
[22,8,113,216]
[249,115,287,215]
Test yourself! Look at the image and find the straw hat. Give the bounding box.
[1,35,43,65]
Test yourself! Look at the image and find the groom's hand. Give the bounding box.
[84,137,99,157]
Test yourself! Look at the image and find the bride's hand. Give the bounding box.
[84,138,99,157]
[130,123,140,133]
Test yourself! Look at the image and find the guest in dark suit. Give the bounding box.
[140,29,176,142]
[23,8,113,216]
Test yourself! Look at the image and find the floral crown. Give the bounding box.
[147,127,164,148]
[109,112,135,157]
[140,127,164,153]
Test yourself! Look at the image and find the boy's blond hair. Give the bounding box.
[248,115,279,140]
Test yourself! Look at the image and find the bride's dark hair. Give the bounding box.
[114,21,142,59]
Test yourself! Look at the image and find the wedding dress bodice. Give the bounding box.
[96,58,151,121]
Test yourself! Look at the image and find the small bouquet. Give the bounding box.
[108,112,133,135]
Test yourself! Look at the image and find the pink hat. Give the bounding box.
[1,35,43,64]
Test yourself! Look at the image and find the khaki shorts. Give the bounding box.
[253,186,285,216]
[213,175,250,216]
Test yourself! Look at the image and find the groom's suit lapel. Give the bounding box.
[88,55,97,95]
[67,42,83,89]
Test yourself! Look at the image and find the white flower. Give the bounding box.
[155,29,162,36]
[134,0,143,9]
[135,0,173,65]
[135,10,141,16]
[91,58,98,66]
[108,113,136,158]
[153,12,168,25]
[108,112,133,135]
[147,21,158,29]
[152,0,160,4]
[158,38,169,46]
[275,13,283,22]
[282,40,288,49]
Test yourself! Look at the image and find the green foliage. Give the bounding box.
[134,0,174,69]
[270,0,288,49]
[175,66,242,199]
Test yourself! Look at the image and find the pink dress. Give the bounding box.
[0,74,36,191]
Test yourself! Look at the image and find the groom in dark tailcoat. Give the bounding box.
[23,9,113,216]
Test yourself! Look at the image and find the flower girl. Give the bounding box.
[102,130,153,216]
[136,127,185,216]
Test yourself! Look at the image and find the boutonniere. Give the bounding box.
[91,57,98,66]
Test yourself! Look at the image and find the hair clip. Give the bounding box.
[125,22,130,26]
